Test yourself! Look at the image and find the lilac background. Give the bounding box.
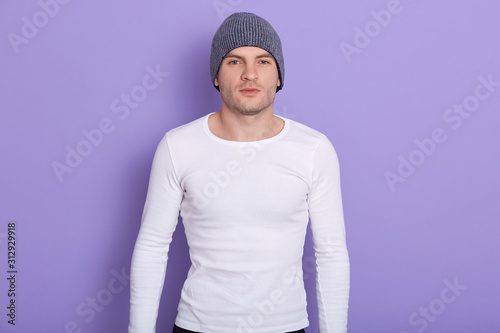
[1,0,499,332]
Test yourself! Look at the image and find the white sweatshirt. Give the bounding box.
[128,113,350,333]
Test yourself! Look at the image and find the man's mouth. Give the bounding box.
[239,88,260,95]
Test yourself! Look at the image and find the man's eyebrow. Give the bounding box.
[224,52,274,59]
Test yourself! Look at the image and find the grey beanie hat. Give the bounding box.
[210,12,285,92]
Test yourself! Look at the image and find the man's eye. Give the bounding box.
[229,60,239,65]
[259,60,270,64]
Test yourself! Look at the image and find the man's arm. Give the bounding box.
[129,135,184,333]
[308,136,350,333]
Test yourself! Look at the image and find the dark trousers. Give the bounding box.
[173,324,306,333]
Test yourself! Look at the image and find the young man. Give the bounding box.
[129,12,349,333]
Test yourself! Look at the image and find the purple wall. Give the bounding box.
[1,0,499,332]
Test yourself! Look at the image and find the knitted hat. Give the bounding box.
[210,12,285,92]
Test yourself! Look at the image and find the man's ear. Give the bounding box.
[277,78,281,87]
[214,76,219,87]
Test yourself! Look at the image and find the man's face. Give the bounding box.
[214,46,281,116]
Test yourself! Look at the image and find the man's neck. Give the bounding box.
[207,108,284,142]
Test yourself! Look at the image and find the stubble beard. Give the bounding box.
[221,85,276,116]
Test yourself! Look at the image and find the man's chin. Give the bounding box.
[235,109,263,116]
[229,101,263,115]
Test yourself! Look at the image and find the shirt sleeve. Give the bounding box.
[128,134,184,333]
[308,136,350,333]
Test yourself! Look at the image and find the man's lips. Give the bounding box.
[239,88,260,95]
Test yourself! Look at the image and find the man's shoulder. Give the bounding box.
[154,114,208,152]
[165,114,206,138]
[287,118,329,144]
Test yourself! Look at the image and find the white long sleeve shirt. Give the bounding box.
[129,112,350,333]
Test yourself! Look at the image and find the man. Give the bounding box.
[129,12,349,333]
